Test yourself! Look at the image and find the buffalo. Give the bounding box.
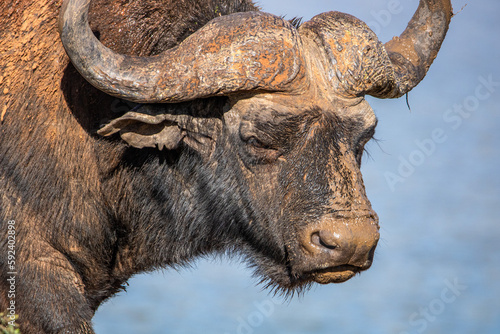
[0,0,452,333]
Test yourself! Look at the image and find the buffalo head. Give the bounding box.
[59,0,452,291]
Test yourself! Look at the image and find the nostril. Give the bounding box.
[311,231,338,251]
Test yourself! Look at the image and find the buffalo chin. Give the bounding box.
[253,262,362,294]
[247,250,366,293]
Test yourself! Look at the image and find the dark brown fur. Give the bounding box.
[0,1,260,333]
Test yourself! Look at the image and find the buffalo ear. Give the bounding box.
[97,111,184,150]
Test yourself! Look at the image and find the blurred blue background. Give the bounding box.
[93,0,500,333]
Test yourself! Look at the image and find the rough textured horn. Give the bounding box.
[381,0,453,98]
[299,0,453,98]
[59,0,307,103]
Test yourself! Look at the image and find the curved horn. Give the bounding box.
[59,0,307,103]
[299,0,452,98]
[381,0,453,98]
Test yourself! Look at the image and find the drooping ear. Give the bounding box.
[97,105,222,154]
[97,111,185,150]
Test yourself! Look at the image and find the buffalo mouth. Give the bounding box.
[308,265,362,284]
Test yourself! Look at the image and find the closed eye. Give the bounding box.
[239,132,281,165]
[245,136,272,150]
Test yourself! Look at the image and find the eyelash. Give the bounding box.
[354,133,375,165]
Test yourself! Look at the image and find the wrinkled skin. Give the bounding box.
[0,0,451,333]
